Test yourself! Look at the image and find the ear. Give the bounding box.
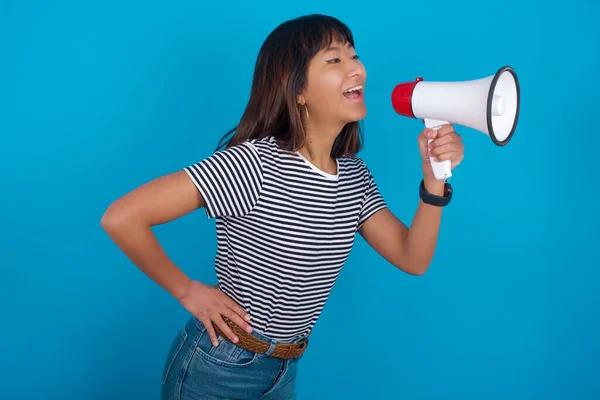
[297,94,305,106]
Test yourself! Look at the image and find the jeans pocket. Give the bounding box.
[161,324,188,385]
[193,318,259,368]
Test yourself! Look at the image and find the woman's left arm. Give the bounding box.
[358,124,464,276]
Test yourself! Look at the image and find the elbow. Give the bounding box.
[396,260,431,276]
[410,265,430,276]
[412,257,434,276]
[402,249,434,276]
[100,204,127,233]
[100,211,117,233]
[100,214,115,232]
[395,237,434,276]
[101,203,151,236]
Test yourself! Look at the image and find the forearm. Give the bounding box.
[404,179,445,275]
[101,219,193,300]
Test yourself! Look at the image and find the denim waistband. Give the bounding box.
[191,315,309,346]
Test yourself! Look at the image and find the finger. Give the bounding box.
[418,128,437,145]
[432,144,464,163]
[200,318,221,347]
[419,130,438,159]
[434,124,455,137]
[451,153,465,166]
[223,308,253,334]
[221,295,252,323]
[430,132,461,148]
[435,150,464,162]
[426,128,439,139]
[430,142,463,158]
[213,313,239,344]
[433,152,456,162]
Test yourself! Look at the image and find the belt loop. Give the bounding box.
[264,340,277,356]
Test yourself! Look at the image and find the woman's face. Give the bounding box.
[300,39,367,126]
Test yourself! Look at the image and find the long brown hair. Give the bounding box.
[215,14,364,158]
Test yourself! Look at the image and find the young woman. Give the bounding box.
[101,14,464,400]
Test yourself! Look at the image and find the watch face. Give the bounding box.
[445,184,452,197]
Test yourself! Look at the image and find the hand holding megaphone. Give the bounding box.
[392,66,520,180]
[418,123,463,182]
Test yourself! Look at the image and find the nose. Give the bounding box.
[347,62,365,79]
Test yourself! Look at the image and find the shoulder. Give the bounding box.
[244,135,278,158]
[213,136,275,162]
[338,155,371,178]
[246,135,276,148]
[194,138,266,176]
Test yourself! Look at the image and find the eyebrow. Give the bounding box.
[326,43,353,51]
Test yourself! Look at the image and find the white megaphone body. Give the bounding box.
[391,66,520,180]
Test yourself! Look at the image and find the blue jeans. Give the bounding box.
[161,315,307,399]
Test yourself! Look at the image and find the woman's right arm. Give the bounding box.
[100,170,252,346]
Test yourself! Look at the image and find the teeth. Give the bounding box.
[344,85,363,93]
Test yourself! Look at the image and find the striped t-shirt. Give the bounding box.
[184,135,387,341]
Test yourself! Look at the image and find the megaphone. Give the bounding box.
[391,65,520,180]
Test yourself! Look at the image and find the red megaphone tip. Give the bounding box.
[391,77,422,118]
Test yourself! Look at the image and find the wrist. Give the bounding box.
[419,178,453,207]
[423,178,446,196]
[173,277,194,301]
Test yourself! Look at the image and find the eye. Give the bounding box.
[326,58,341,63]
[353,54,360,60]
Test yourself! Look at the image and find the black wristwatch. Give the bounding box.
[419,179,452,206]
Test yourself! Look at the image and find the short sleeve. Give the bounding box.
[183,141,264,218]
[357,163,387,230]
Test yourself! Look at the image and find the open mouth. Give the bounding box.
[343,85,363,100]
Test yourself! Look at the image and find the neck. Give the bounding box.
[298,117,344,172]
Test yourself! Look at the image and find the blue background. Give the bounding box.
[2,0,598,399]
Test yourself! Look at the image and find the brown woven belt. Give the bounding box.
[212,316,309,359]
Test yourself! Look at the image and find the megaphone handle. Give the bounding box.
[424,118,453,180]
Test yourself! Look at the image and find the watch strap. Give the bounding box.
[419,179,452,206]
